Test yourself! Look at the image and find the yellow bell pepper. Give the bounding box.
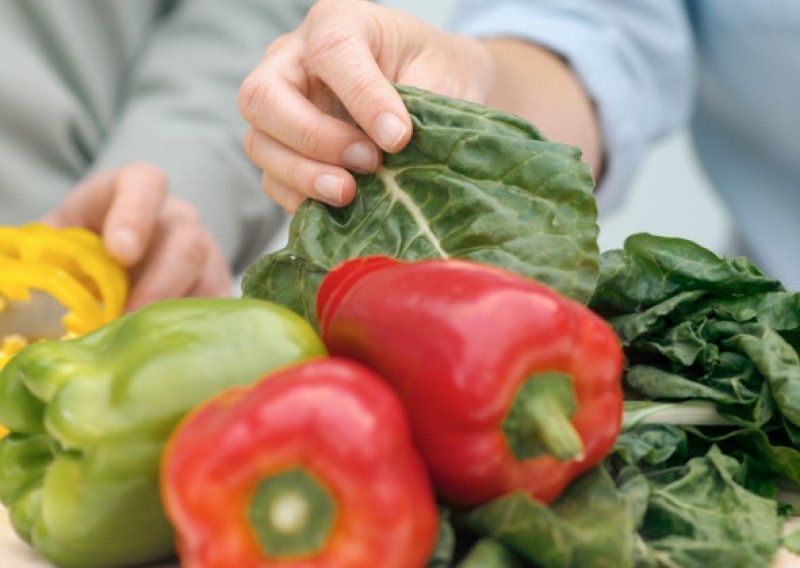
[0,333,27,371]
[0,224,129,436]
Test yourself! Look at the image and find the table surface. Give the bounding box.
[3,505,800,567]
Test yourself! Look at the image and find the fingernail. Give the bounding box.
[342,141,378,172]
[314,174,344,205]
[109,228,141,264]
[374,112,408,150]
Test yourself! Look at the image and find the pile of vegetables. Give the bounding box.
[0,85,798,567]
[0,298,326,567]
[242,87,800,564]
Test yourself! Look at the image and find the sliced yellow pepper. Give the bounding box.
[0,224,129,437]
[0,224,128,326]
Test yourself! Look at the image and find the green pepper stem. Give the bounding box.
[523,392,585,461]
[502,372,584,462]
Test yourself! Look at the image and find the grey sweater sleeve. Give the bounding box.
[89,0,315,271]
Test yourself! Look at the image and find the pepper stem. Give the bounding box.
[248,468,337,559]
[502,372,584,462]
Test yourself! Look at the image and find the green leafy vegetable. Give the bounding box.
[427,508,457,568]
[590,233,800,486]
[466,467,633,567]
[590,233,800,566]
[589,233,779,316]
[243,84,599,327]
[614,424,687,466]
[614,446,783,568]
[457,539,524,567]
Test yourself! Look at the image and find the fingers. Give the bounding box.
[302,5,412,152]
[42,163,169,267]
[126,199,232,311]
[237,0,419,211]
[238,73,380,174]
[101,164,168,266]
[43,164,234,310]
[238,46,382,207]
[244,127,356,209]
[260,172,307,216]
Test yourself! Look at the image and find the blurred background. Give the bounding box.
[382,0,735,255]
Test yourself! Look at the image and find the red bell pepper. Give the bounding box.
[161,357,439,568]
[317,256,624,506]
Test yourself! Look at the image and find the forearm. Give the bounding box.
[481,38,602,178]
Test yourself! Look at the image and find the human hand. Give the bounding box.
[42,163,232,311]
[238,0,493,213]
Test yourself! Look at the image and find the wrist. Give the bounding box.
[482,38,603,178]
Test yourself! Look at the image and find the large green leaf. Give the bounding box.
[591,232,800,543]
[633,446,782,567]
[609,427,788,566]
[590,233,780,316]
[243,84,599,326]
[466,467,633,568]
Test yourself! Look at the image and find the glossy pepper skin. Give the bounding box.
[0,297,326,568]
[162,357,439,568]
[317,256,624,506]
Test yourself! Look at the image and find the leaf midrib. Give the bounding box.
[378,167,449,259]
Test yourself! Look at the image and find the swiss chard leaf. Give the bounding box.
[427,508,457,568]
[736,430,800,487]
[633,446,782,568]
[466,467,633,568]
[243,84,599,327]
[590,233,780,316]
[591,234,800,487]
[456,539,525,568]
[614,424,688,466]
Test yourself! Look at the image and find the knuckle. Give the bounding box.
[339,72,379,110]
[297,120,324,157]
[237,74,273,123]
[306,25,352,68]
[282,156,307,190]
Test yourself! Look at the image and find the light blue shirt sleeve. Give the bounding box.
[449,0,695,213]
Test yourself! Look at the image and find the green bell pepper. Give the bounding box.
[0,297,326,568]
